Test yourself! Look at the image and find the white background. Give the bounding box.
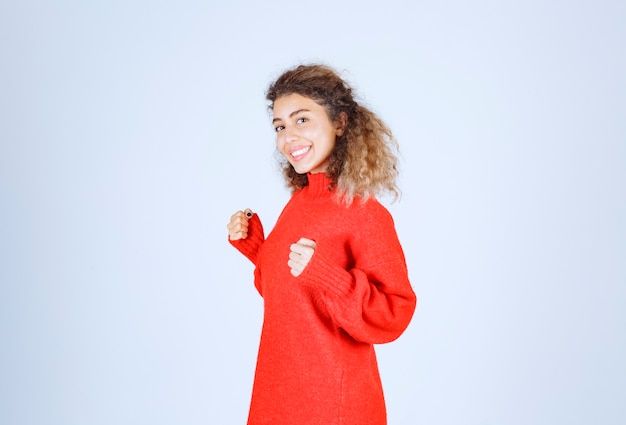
[1,1,624,424]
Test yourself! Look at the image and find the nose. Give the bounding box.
[282,126,299,143]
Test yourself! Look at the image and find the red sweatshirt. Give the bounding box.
[230,173,416,424]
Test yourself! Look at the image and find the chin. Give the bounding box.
[292,161,324,175]
[291,164,311,175]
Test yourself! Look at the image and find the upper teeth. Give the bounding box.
[291,146,310,157]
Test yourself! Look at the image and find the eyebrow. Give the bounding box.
[272,108,310,124]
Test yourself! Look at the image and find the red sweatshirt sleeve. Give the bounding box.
[228,214,265,265]
[229,214,265,296]
[298,203,416,344]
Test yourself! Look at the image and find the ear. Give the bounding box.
[334,112,348,137]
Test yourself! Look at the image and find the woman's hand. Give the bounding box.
[288,238,316,277]
[227,208,254,240]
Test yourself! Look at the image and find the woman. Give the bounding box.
[227,64,417,424]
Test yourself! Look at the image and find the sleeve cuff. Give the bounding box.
[228,214,265,264]
[299,248,353,297]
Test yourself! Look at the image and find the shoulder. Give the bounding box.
[344,197,406,266]
[353,196,394,220]
[347,197,397,235]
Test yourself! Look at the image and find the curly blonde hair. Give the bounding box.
[266,64,400,204]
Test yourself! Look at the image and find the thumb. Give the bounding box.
[244,208,254,218]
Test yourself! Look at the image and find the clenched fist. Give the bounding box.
[227,208,254,240]
[288,238,316,277]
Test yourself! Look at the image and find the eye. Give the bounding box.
[296,117,308,125]
[274,125,285,132]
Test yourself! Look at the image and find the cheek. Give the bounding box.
[275,135,284,150]
[319,129,337,151]
[275,137,290,158]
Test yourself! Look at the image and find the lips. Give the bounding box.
[290,146,311,160]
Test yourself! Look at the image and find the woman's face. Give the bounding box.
[272,93,345,175]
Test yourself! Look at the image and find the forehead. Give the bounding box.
[272,93,326,118]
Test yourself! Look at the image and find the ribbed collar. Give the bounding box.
[301,172,334,199]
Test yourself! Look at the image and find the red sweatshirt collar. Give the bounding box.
[303,172,334,198]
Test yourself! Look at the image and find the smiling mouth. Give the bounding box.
[290,146,311,158]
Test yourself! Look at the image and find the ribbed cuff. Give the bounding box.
[299,248,353,298]
[229,214,265,264]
